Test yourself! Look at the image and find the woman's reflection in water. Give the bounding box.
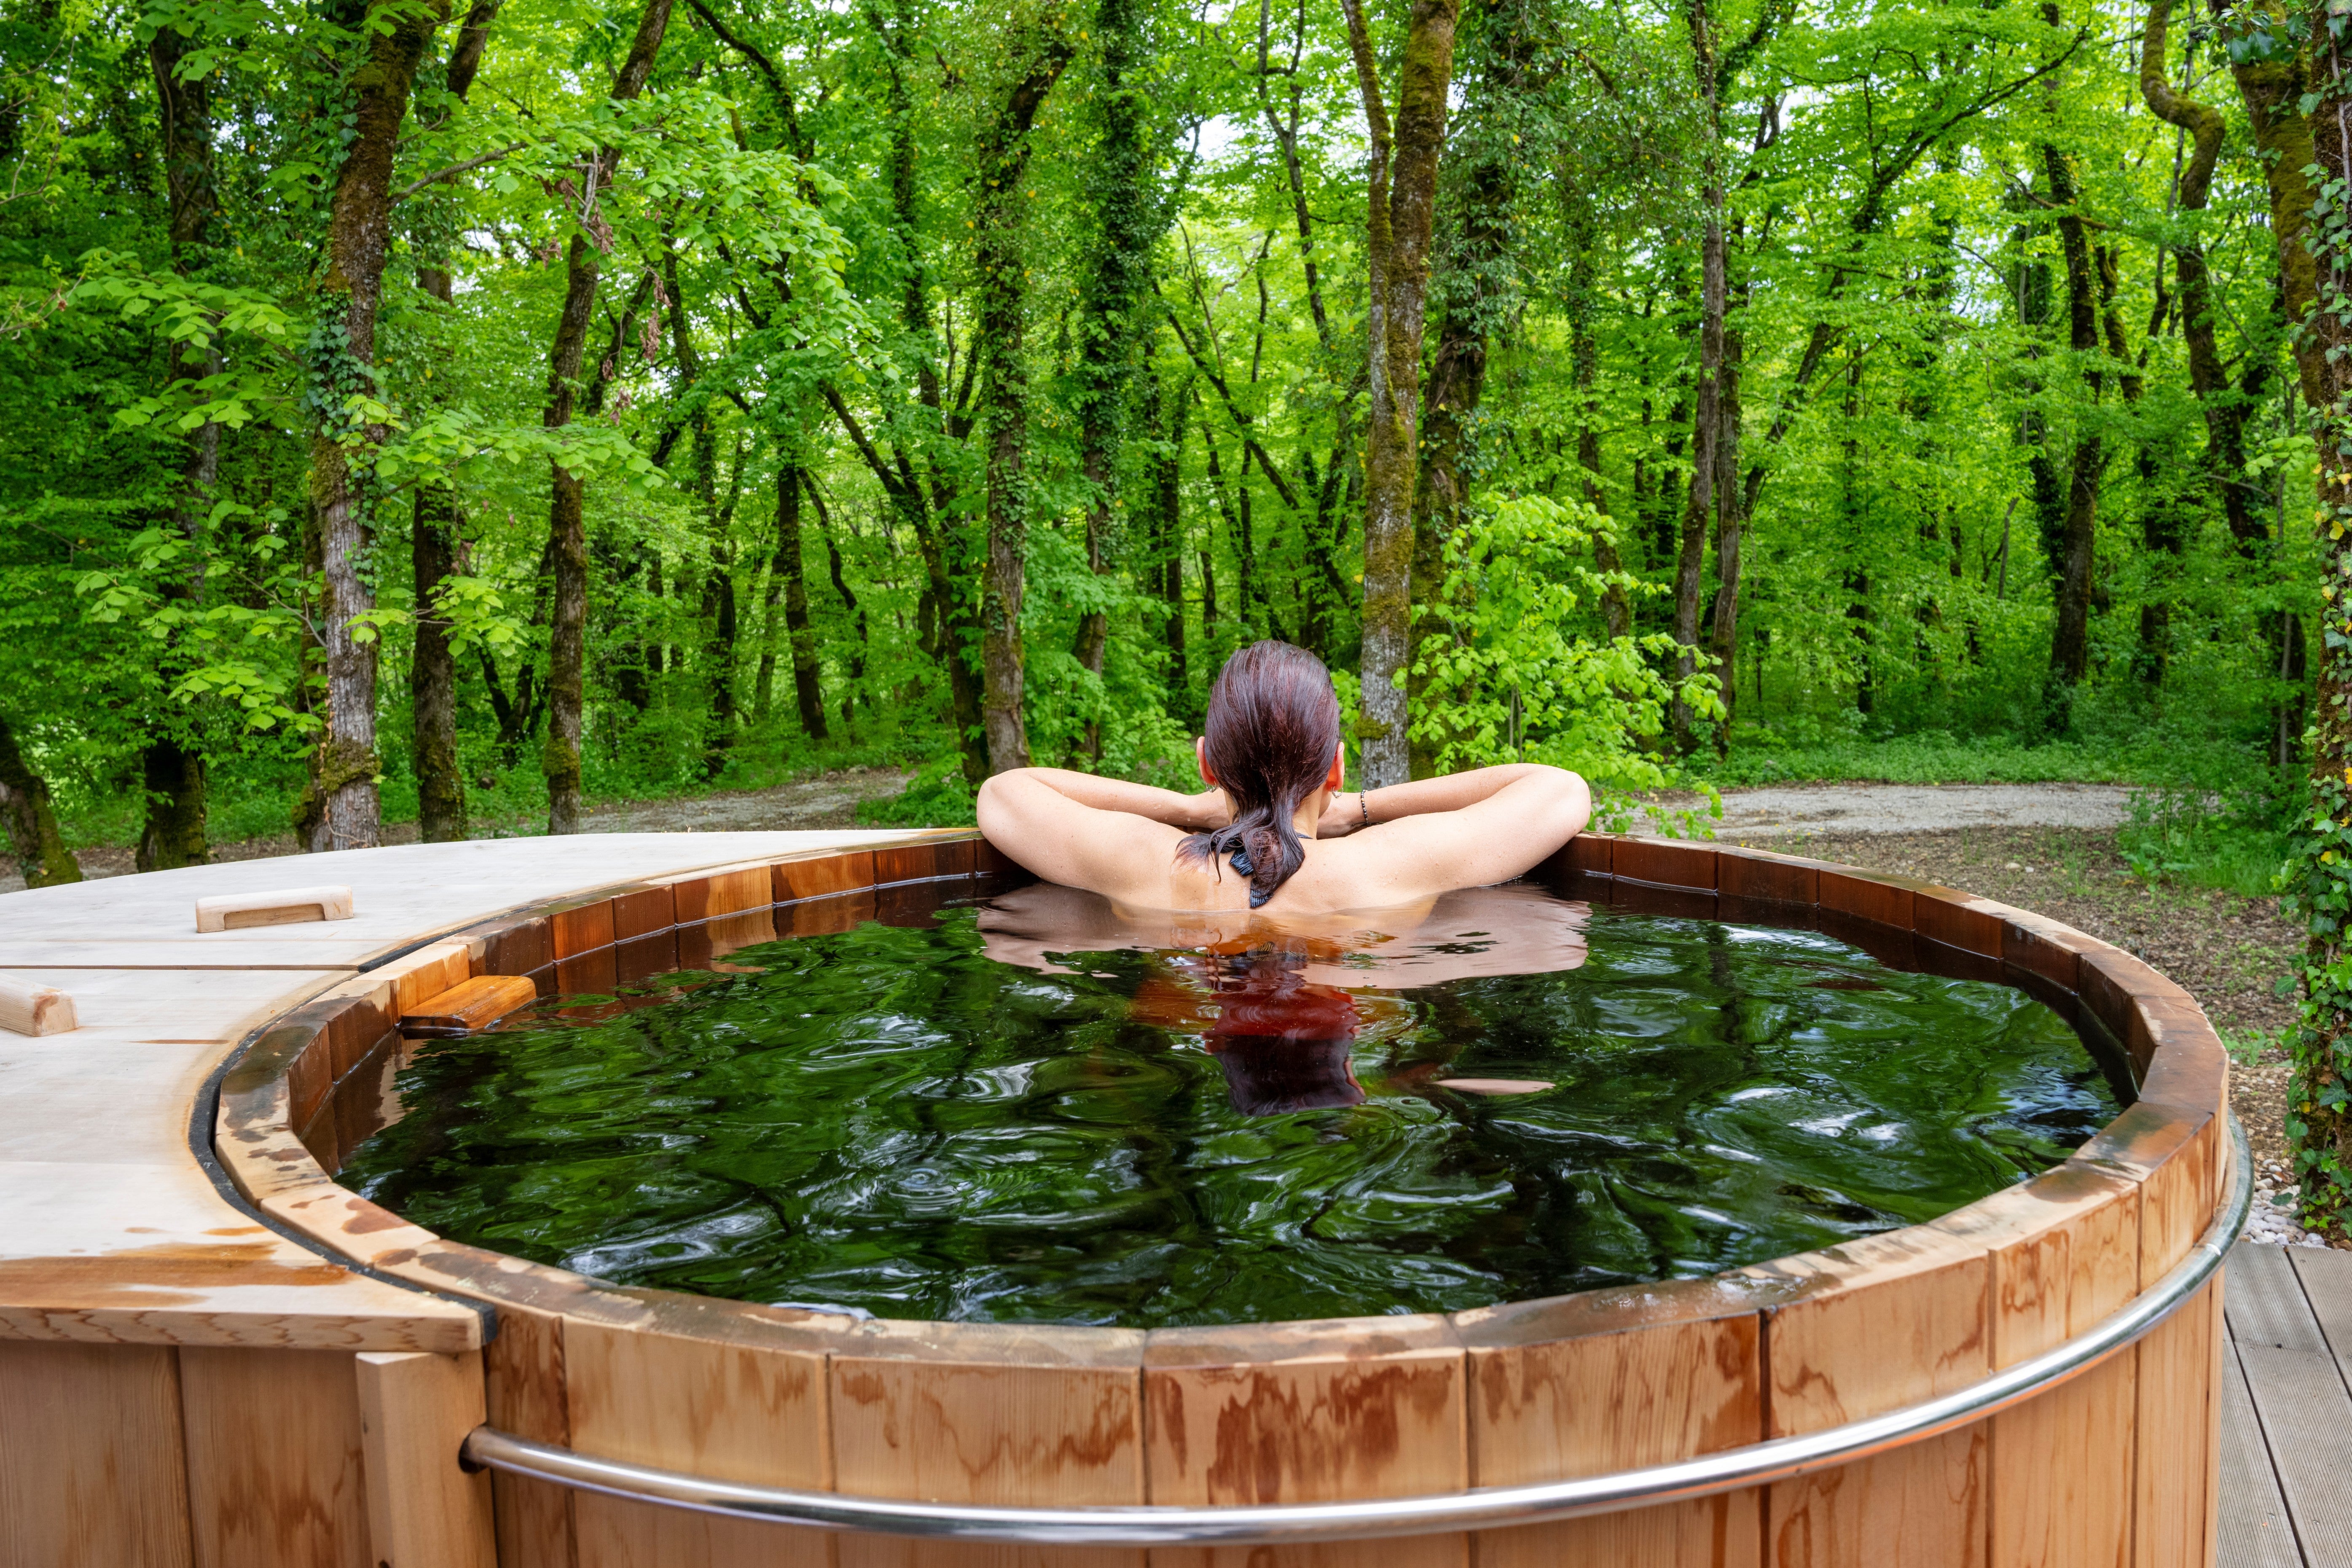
[1131,949,1367,1114]
[976,880,1591,1117]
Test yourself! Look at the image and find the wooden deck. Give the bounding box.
[2222,1240,2352,1566]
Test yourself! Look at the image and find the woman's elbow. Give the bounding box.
[974,774,1016,837]
[1548,770,1593,838]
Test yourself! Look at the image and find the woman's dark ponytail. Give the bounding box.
[1177,642,1342,908]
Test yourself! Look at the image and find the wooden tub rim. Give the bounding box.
[453,1121,2245,1547]
[206,828,2236,1371]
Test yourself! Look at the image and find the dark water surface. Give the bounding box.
[344,881,2121,1327]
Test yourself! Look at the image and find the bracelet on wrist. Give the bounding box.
[1359,790,1372,829]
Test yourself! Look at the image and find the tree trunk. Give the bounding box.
[1341,0,1462,789]
[2280,32,2352,1238]
[410,0,501,843]
[1200,409,1259,639]
[540,0,673,833]
[411,485,466,839]
[0,715,78,887]
[1410,6,1524,778]
[1150,370,1190,716]
[1708,246,1749,746]
[808,476,866,727]
[974,32,1074,775]
[772,461,827,738]
[2041,137,2104,716]
[1408,264,1482,779]
[144,19,217,866]
[1570,243,1631,642]
[298,0,447,854]
[133,741,207,873]
[1675,0,1729,752]
[2216,0,2320,406]
[1070,0,1155,725]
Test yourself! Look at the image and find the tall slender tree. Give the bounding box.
[541,0,674,834]
[1341,0,1463,788]
[410,0,502,844]
[140,13,219,869]
[974,24,1075,774]
[1069,0,1160,751]
[298,0,449,854]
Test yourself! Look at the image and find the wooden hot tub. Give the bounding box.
[0,828,2235,1567]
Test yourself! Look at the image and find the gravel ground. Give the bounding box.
[1707,781,2136,837]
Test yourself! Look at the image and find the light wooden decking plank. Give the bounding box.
[2289,1247,2352,1390]
[0,831,918,1354]
[2219,1334,2303,1568]
[2226,1243,2329,1353]
[2235,1334,2352,1567]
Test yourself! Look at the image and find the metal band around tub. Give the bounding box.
[461,1113,2254,1547]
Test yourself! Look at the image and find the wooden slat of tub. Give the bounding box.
[1759,1227,1991,1568]
[1933,1165,2138,1568]
[0,1340,193,1568]
[833,1320,1145,1568]
[2128,1109,2222,1568]
[1457,1278,1765,1568]
[486,1303,579,1568]
[2219,1333,2302,1568]
[567,1316,833,1568]
[1144,1315,1465,1568]
[777,847,875,901]
[179,1345,369,1568]
[355,1350,497,1568]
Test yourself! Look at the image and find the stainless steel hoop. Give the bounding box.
[462,1114,2252,1547]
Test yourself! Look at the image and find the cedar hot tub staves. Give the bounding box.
[0,827,2243,1568]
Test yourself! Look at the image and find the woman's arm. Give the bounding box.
[1314,764,1553,838]
[1333,765,1592,901]
[974,769,1203,897]
[984,767,1228,831]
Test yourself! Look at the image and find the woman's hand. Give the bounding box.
[1315,791,1372,839]
[1181,787,1233,832]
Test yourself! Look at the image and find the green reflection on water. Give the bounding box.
[344,893,2119,1328]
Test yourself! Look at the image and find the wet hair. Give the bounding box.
[1177,641,1342,908]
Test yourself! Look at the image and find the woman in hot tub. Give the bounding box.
[975,639,1592,917]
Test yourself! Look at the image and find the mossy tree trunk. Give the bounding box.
[300,0,448,854]
[974,28,1074,775]
[0,715,77,888]
[1070,0,1157,759]
[2261,0,2352,1239]
[1341,0,1462,789]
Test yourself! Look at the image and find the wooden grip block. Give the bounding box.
[195,884,355,932]
[356,1351,497,1568]
[400,975,538,1037]
[0,977,75,1036]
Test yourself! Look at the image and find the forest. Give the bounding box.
[4,0,2352,1219]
